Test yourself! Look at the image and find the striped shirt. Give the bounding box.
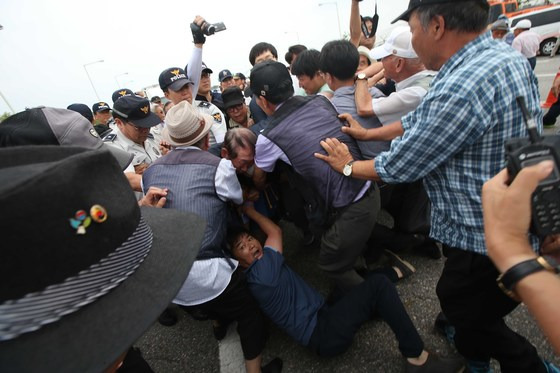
[375,31,542,254]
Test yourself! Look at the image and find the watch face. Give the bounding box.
[343,163,352,176]
[357,73,366,80]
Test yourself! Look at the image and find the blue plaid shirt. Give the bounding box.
[375,32,542,254]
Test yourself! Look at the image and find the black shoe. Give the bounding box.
[405,353,464,373]
[158,307,178,327]
[118,347,154,373]
[417,240,442,259]
[384,249,415,280]
[262,357,283,373]
[212,319,231,341]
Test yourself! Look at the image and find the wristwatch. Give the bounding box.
[343,161,355,177]
[497,255,560,300]
[355,72,367,81]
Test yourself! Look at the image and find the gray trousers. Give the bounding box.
[319,184,380,292]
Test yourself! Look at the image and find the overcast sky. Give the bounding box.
[0,0,409,114]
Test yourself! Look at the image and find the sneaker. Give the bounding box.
[157,307,178,327]
[406,352,464,373]
[434,311,456,346]
[384,249,416,280]
[262,357,283,373]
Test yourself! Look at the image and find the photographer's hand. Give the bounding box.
[191,15,206,46]
[482,161,554,273]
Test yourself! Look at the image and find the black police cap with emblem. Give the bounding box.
[158,67,193,92]
[113,96,161,128]
[111,88,134,104]
[92,102,111,113]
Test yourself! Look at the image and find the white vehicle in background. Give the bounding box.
[509,5,560,55]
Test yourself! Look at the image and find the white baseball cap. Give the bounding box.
[513,19,531,30]
[369,26,418,60]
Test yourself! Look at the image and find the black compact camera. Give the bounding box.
[200,21,226,36]
[505,97,560,237]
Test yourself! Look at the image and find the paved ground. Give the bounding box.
[136,56,560,372]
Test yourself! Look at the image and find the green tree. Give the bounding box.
[0,112,12,122]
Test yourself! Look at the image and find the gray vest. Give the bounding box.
[263,95,367,210]
[142,149,227,260]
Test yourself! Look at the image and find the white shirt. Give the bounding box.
[512,30,540,58]
[169,147,243,306]
[371,70,436,125]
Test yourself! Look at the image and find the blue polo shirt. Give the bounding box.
[245,247,325,346]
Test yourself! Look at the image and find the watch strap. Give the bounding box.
[497,256,560,300]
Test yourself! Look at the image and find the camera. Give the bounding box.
[505,97,560,237]
[200,21,226,36]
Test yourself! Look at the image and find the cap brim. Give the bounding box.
[202,68,213,74]
[392,8,412,24]
[0,207,206,373]
[220,75,233,82]
[101,143,134,170]
[168,79,193,92]
[224,98,245,110]
[369,45,392,60]
[162,114,213,148]
[130,112,162,128]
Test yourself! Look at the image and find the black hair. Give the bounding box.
[290,49,321,78]
[249,42,278,66]
[414,1,488,33]
[285,44,308,65]
[226,225,251,254]
[319,40,359,81]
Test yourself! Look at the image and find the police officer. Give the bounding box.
[158,67,226,146]
[103,95,162,175]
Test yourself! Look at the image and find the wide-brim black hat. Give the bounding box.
[0,146,206,373]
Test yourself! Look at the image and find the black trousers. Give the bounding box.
[308,273,424,358]
[436,246,546,373]
[182,269,266,360]
[543,97,560,126]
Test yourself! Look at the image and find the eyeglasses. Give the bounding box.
[126,121,149,131]
[227,104,244,112]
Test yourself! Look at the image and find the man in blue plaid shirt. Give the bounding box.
[315,0,554,371]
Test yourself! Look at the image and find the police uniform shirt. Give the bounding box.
[195,100,226,146]
[103,127,161,166]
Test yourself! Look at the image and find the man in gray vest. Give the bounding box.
[250,61,414,293]
[142,101,279,373]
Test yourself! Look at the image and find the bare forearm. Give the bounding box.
[244,206,283,253]
[351,159,380,181]
[349,0,361,47]
[515,269,560,354]
[365,121,404,141]
[355,80,374,117]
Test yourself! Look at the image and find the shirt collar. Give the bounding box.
[432,31,491,86]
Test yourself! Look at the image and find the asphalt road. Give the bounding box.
[136,56,560,372]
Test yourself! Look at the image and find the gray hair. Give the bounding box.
[414,2,488,34]
[222,128,257,159]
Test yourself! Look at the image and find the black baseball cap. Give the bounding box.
[392,0,488,23]
[234,72,246,80]
[158,67,193,92]
[202,62,213,74]
[222,86,245,110]
[111,88,134,103]
[250,61,294,101]
[67,103,94,123]
[112,96,161,128]
[92,101,111,113]
[218,69,233,82]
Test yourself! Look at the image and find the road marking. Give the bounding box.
[219,323,245,373]
[537,73,558,78]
